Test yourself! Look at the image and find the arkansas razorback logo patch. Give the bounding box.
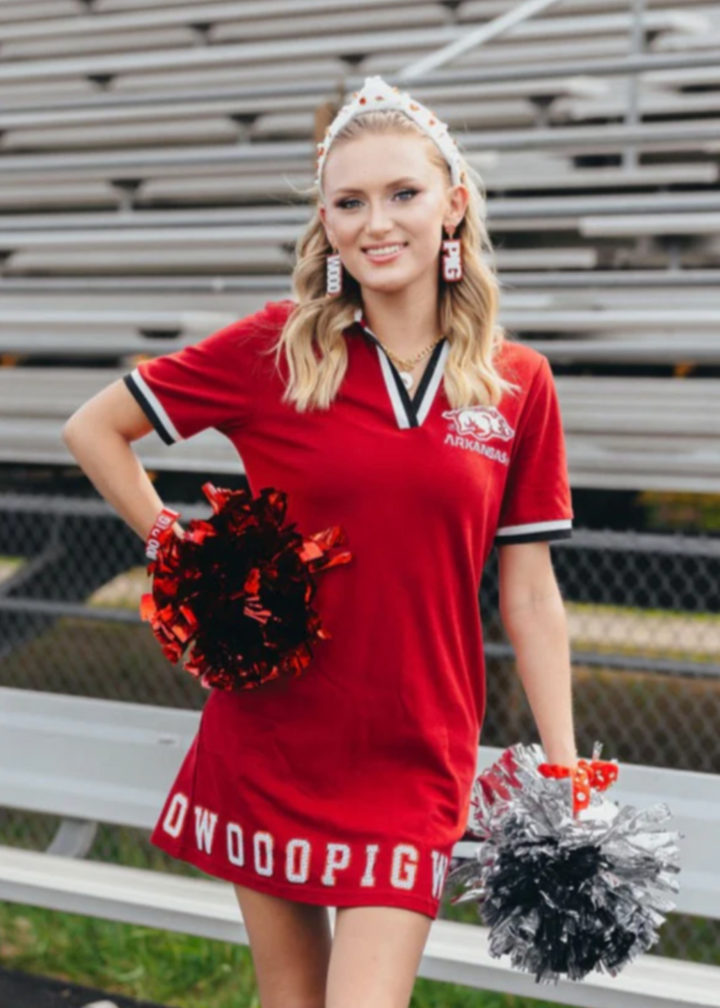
[442,406,514,465]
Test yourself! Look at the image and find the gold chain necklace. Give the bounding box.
[374,335,445,392]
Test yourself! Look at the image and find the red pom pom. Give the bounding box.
[140,483,353,691]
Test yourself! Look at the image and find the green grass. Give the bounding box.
[0,904,259,1008]
[0,901,584,1008]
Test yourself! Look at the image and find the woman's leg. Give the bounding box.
[325,906,433,1008]
[232,883,333,1008]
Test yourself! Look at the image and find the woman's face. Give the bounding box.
[319,130,467,297]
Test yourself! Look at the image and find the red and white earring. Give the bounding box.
[326,248,343,296]
[441,225,463,283]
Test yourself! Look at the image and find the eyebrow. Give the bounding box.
[331,176,423,196]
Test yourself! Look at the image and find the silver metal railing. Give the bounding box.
[625,0,648,170]
[398,0,567,81]
[398,0,674,173]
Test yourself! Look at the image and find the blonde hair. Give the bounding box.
[269,108,521,411]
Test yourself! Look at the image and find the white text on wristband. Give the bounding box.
[146,507,181,561]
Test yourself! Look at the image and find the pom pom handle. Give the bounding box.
[538,751,619,815]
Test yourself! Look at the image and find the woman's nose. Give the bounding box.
[366,201,394,235]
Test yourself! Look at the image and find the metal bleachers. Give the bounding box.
[0,0,718,495]
[3,367,720,492]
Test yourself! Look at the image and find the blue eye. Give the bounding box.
[335,188,419,210]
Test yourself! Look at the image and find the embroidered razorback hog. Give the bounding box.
[442,406,515,443]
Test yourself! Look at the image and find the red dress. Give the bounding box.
[123,300,573,919]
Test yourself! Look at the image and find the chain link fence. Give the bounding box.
[1,489,719,964]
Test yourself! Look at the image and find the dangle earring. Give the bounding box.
[326,247,343,296]
[441,225,463,283]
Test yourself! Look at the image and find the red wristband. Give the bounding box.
[538,758,619,816]
[145,506,181,561]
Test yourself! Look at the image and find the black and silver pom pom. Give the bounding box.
[444,743,681,984]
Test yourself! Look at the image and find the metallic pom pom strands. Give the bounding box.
[140,482,353,691]
[444,743,681,984]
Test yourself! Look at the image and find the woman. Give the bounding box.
[63,76,577,1008]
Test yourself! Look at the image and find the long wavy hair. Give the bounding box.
[269,108,521,411]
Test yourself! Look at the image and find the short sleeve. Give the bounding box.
[122,301,283,445]
[494,354,573,546]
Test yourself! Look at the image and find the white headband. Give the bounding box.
[315,75,464,193]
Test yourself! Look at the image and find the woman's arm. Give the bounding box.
[497,540,577,767]
[62,378,184,543]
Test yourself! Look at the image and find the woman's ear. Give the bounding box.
[318,204,335,249]
[447,183,470,229]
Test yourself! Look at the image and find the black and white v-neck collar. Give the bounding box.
[353,309,449,430]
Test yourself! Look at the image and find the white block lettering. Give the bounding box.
[254,831,274,876]
[286,839,311,883]
[360,844,379,888]
[431,851,450,899]
[161,792,188,839]
[193,806,218,854]
[226,822,245,866]
[321,843,351,886]
[390,844,419,891]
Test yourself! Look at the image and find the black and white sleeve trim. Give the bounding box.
[123,368,183,447]
[494,518,573,546]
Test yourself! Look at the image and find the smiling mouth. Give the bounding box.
[362,243,408,259]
